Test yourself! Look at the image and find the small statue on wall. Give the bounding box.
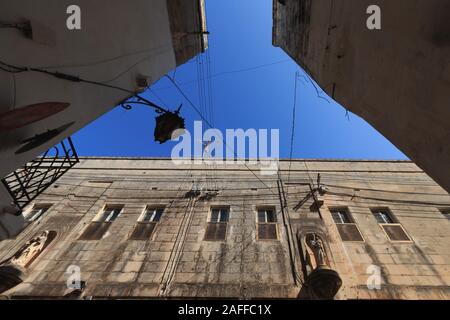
[9,230,51,268]
[0,230,56,295]
[301,232,342,299]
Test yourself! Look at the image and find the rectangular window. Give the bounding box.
[25,204,51,222]
[210,208,229,223]
[371,208,411,242]
[330,208,364,242]
[257,208,278,240]
[204,207,229,241]
[372,208,395,224]
[129,207,164,240]
[79,205,123,240]
[141,208,163,222]
[331,209,352,224]
[98,207,122,222]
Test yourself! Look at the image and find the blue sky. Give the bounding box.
[72,0,407,160]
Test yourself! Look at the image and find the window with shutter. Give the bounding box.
[330,208,364,242]
[204,223,227,241]
[381,224,411,242]
[257,208,278,240]
[335,224,364,242]
[79,206,123,240]
[204,207,229,241]
[78,221,112,240]
[371,208,411,242]
[129,207,164,240]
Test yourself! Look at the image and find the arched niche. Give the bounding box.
[297,231,342,299]
[0,230,57,294]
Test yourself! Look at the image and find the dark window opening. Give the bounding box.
[204,207,229,241]
[79,206,123,240]
[204,223,227,241]
[130,223,157,241]
[335,224,364,242]
[330,208,364,242]
[258,209,277,223]
[98,207,122,222]
[210,208,229,223]
[371,208,395,224]
[331,209,353,224]
[130,207,164,240]
[381,224,411,242]
[25,204,51,222]
[142,208,164,222]
[371,208,411,242]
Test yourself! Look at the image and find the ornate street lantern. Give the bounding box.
[154,109,185,144]
[121,95,185,144]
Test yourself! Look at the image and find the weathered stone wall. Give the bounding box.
[272,0,450,194]
[0,0,208,236]
[167,0,208,65]
[0,158,449,299]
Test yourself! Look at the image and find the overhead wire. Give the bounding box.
[0,59,171,114]
[202,8,218,191]
[200,53,209,123]
[287,71,299,186]
[152,59,291,91]
[206,49,214,126]
[148,87,169,109]
[275,71,304,284]
[164,75,280,199]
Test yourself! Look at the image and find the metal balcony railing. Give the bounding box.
[1,137,79,213]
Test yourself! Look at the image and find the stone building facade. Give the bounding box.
[0,0,208,225]
[272,0,450,194]
[0,157,449,299]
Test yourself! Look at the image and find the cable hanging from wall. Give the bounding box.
[0,60,185,144]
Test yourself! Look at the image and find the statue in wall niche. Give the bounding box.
[1,230,57,269]
[9,230,50,268]
[302,233,342,300]
[0,230,56,295]
[305,233,328,269]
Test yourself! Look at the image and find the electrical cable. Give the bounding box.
[166,74,281,198]
[206,50,214,126]
[287,71,299,186]
[164,197,199,294]
[277,177,304,285]
[24,45,172,71]
[148,87,169,109]
[199,54,208,123]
